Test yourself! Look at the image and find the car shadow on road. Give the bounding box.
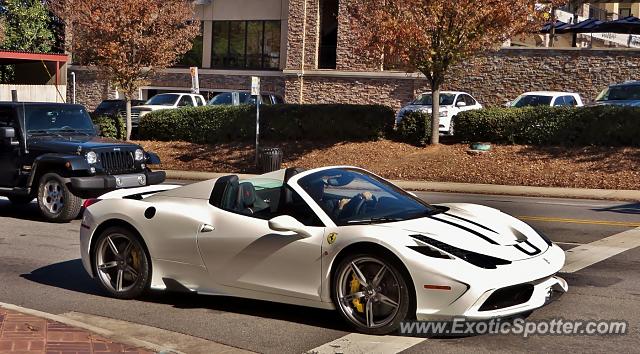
[592,202,640,215]
[20,259,107,296]
[22,259,351,332]
[0,200,84,222]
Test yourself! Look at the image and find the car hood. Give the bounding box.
[373,203,549,261]
[28,135,141,154]
[132,105,174,111]
[400,104,451,113]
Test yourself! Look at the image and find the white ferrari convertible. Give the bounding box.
[80,166,567,334]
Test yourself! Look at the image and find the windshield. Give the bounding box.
[298,168,437,225]
[146,94,180,106]
[511,95,553,107]
[95,101,122,112]
[25,105,96,135]
[596,85,640,101]
[412,93,456,106]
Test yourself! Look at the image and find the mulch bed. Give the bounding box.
[135,140,640,190]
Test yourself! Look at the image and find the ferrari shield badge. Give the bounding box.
[327,232,338,245]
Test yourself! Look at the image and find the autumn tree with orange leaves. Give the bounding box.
[51,0,200,140]
[347,0,565,145]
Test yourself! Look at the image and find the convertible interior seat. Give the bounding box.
[209,175,240,210]
[236,182,257,214]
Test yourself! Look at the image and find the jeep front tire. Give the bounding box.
[37,173,83,222]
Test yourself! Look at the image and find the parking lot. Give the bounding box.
[0,189,639,353]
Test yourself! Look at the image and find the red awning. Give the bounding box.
[0,50,68,65]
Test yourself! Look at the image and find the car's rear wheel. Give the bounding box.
[94,226,150,299]
[37,173,82,222]
[333,253,411,335]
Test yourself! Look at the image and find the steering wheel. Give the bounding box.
[340,194,377,218]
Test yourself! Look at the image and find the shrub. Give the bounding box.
[139,104,395,143]
[454,106,640,146]
[92,115,126,140]
[395,111,432,146]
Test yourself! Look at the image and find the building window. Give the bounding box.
[620,7,632,18]
[212,20,281,70]
[319,0,338,69]
[176,23,204,67]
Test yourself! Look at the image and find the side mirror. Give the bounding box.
[268,215,312,238]
[504,101,512,107]
[0,127,15,139]
[456,101,467,108]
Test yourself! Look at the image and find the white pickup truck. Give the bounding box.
[130,93,206,126]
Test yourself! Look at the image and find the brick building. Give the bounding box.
[70,0,640,111]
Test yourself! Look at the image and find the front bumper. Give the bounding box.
[70,171,166,192]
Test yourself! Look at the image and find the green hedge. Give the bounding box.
[395,111,432,146]
[92,115,126,140]
[455,106,640,146]
[138,104,394,143]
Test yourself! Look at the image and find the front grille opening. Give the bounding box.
[100,151,136,175]
[479,284,534,311]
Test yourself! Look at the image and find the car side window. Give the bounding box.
[178,96,194,107]
[553,96,566,106]
[455,95,465,105]
[195,96,205,106]
[261,95,272,105]
[565,96,577,106]
[464,95,477,106]
[279,186,324,227]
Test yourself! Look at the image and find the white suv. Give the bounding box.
[395,91,483,135]
[508,91,584,108]
[130,93,206,126]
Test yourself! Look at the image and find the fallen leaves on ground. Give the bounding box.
[135,140,640,190]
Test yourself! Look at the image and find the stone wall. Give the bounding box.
[69,67,285,111]
[284,48,640,109]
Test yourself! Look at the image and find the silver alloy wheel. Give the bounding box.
[96,233,142,293]
[41,180,64,215]
[336,257,401,329]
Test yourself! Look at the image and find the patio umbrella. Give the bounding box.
[540,20,571,34]
[592,16,640,34]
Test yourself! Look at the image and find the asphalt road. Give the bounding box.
[0,189,639,353]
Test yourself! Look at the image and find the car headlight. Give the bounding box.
[134,149,145,161]
[86,151,97,164]
[439,110,448,118]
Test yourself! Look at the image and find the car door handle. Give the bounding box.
[200,224,215,232]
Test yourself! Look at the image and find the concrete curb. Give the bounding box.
[0,302,183,354]
[163,170,640,201]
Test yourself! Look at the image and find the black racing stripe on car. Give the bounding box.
[514,241,542,256]
[444,212,499,234]
[429,215,499,245]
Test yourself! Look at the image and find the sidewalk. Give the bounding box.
[0,307,155,354]
[163,170,640,201]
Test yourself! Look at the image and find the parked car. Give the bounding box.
[595,81,640,106]
[395,91,483,135]
[80,166,566,334]
[0,102,165,222]
[507,91,584,108]
[130,93,206,126]
[208,91,285,106]
[93,99,145,117]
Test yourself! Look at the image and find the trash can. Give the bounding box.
[258,147,283,173]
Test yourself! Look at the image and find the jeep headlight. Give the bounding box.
[134,148,145,161]
[439,110,448,118]
[86,151,97,164]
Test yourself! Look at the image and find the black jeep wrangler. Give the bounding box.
[0,102,165,222]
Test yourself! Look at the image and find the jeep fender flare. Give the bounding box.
[27,154,91,189]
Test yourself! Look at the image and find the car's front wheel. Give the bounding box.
[333,253,411,335]
[93,226,150,299]
[36,173,82,222]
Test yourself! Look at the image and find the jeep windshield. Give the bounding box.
[145,94,180,106]
[596,85,640,102]
[25,105,96,135]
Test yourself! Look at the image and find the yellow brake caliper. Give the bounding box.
[350,274,364,313]
[130,248,141,273]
